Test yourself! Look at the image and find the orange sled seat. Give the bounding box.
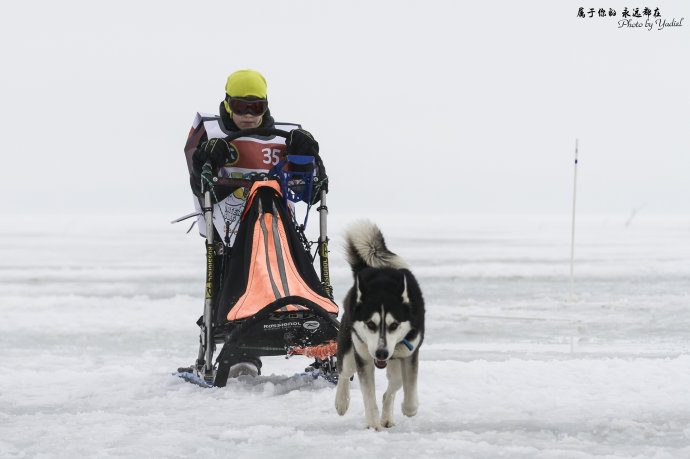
[212,181,339,386]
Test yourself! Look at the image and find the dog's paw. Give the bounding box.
[401,402,418,417]
[334,395,349,416]
[366,422,383,432]
[380,417,396,428]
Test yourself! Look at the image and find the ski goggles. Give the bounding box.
[226,96,268,116]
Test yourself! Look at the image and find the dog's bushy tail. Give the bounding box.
[344,220,409,273]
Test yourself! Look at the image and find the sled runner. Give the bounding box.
[176,128,339,387]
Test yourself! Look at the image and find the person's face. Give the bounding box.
[232,112,262,130]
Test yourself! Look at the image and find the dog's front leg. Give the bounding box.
[357,361,381,431]
[335,349,355,416]
[400,352,419,417]
[381,359,402,428]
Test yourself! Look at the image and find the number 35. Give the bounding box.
[262,148,281,165]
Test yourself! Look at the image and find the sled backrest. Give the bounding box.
[216,182,338,323]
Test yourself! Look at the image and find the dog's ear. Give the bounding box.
[400,271,410,305]
[355,273,363,305]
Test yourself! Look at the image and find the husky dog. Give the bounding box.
[335,221,425,430]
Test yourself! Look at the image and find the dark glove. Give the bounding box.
[286,129,319,157]
[192,138,233,173]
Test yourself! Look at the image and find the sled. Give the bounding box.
[175,128,339,387]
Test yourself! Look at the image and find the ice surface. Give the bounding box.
[1,213,689,458]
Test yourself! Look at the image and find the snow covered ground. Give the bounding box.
[1,212,689,458]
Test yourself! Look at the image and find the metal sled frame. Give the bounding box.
[186,128,337,387]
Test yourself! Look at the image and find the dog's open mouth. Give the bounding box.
[374,359,387,369]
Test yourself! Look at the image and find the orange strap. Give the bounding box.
[288,341,337,360]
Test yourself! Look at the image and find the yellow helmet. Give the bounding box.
[223,70,267,115]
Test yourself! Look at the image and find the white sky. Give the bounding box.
[1,0,688,216]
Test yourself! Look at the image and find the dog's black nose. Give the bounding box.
[375,349,388,360]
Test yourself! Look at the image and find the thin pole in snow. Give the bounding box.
[569,139,579,301]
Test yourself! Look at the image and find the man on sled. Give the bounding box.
[178,70,338,387]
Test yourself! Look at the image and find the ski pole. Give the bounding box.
[201,161,215,381]
[317,190,333,299]
[569,139,578,301]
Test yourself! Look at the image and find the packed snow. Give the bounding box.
[1,212,689,458]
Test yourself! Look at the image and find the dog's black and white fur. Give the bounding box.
[335,221,425,430]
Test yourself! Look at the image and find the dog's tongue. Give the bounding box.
[374,359,387,369]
